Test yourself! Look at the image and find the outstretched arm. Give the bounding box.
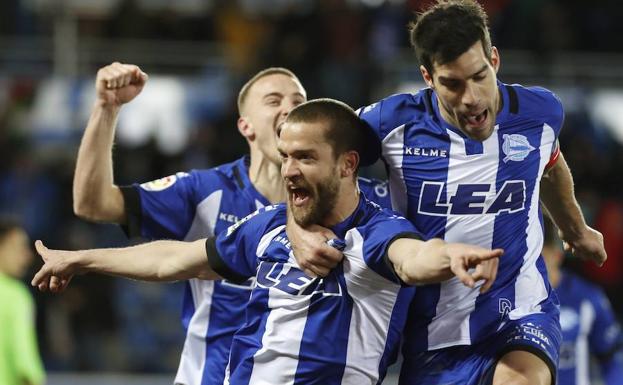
[32,239,220,292]
[540,153,607,266]
[388,237,503,292]
[73,62,148,224]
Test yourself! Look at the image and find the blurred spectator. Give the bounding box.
[0,218,45,385]
[542,216,623,385]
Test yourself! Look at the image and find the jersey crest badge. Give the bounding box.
[502,134,535,163]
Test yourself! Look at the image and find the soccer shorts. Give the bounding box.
[399,312,562,385]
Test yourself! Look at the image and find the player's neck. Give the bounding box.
[248,152,286,204]
[321,181,359,228]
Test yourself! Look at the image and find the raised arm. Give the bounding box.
[388,237,503,292]
[32,239,220,292]
[73,62,148,224]
[540,153,607,266]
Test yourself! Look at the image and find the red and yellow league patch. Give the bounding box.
[140,175,177,191]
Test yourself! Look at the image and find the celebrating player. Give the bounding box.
[34,99,502,384]
[71,64,388,385]
[287,1,607,385]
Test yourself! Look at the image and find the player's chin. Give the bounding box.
[290,208,314,227]
[465,124,494,141]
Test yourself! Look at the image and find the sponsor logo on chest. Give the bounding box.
[404,146,448,157]
[257,261,342,296]
[418,180,526,216]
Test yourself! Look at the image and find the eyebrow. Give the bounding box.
[262,91,306,100]
[438,64,488,82]
[297,150,318,160]
[282,149,318,158]
[262,92,283,100]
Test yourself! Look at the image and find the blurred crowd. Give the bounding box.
[0,0,622,373]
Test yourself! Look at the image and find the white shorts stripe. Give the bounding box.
[175,190,222,385]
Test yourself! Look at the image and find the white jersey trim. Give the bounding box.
[382,124,408,215]
[509,123,554,320]
[427,127,500,349]
[175,190,222,385]
[342,229,401,384]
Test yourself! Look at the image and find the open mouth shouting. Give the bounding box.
[463,109,488,129]
[288,185,312,207]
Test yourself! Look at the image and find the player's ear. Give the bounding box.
[420,65,434,89]
[237,117,255,140]
[490,46,500,74]
[341,151,359,178]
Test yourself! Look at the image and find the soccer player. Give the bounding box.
[541,217,623,385]
[33,98,502,384]
[70,63,388,385]
[287,2,608,385]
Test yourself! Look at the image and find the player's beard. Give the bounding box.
[288,172,340,228]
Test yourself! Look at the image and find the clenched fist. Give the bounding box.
[96,62,148,107]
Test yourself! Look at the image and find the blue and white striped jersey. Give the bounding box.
[557,271,623,385]
[358,82,562,353]
[121,156,391,385]
[208,196,419,385]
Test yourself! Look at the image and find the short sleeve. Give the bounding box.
[357,101,384,140]
[358,177,391,210]
[121,171,202,240]
[208,205,284,283]
[529,86,565,140]
[360,212,422,284]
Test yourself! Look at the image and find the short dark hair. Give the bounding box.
[283,98,380,169]
[237,67,300,114]
[409,0,492,74]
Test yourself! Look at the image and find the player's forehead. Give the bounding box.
[248,73,307,100]
[432,41,489,80]
[278,121,328,150]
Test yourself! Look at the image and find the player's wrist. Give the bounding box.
[559,223,589,243]
[67,250,90,274]
[94,97,122,111]
[425,238,452,269]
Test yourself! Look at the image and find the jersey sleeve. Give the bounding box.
[120,171,205,240]
[357,101,384,141]
[588,286,623,358]
[527,87,565,169]
[544,139,560,171]
[357,177,392,209]
[529,86,565,139]
[207,205,283,284]
[543,89,564,169]
[360,212,423,284]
